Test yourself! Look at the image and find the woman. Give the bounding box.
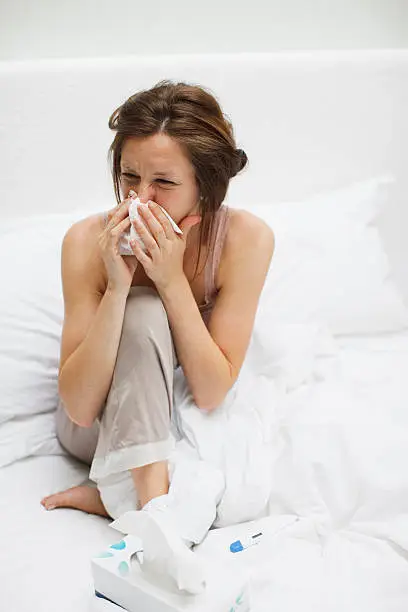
[40,79,275,526]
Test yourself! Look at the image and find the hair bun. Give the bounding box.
[236,148,248,173]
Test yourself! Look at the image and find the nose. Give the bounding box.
[137,182,157,204]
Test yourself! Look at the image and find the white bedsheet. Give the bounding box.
[1,329,408,612]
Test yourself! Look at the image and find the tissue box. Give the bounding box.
[91,534,250,612]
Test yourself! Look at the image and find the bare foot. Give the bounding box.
[40,485,111,518]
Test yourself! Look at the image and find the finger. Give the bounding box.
[130,237,150,266]
[138,205,168,245]
[106,199,132,229]
[106,190,138,223]
[109,216,131,241]
[105,217,131,255]
[131,217,159,252]
[105,203,128,227]
[146,202,175,240]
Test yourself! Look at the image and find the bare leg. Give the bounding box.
[40,485,110,518]
[130,460,169,509]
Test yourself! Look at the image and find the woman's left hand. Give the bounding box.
[130,200,201,290]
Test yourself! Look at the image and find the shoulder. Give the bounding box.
[62,212,105,258]
[62,212,107,295]
[219,207,275,284]
[225,207,274,249]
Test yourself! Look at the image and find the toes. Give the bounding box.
[42,501,57,510]
[42,503,57,510]
[41,495,59,510]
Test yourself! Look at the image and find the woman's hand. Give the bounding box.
[98,194,139,295]
[130,200,201,290]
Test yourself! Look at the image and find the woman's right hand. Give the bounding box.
[98,193,139,295]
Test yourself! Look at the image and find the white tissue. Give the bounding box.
[111,509,208,595]
[108,453,226,595]
[118,196,183,256]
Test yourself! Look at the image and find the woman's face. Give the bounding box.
[119,134,201,225]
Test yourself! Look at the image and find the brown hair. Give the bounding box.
[107,79,248,280]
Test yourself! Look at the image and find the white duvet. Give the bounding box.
[1,323,408,612]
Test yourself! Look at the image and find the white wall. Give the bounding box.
[1,0,407,61]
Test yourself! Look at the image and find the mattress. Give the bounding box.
[1,331,408,612]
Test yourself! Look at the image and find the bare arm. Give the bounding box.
[159,211,275,411]
[58,217,130,427]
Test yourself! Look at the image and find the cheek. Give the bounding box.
[153,189,179,206]
[153,193,184,220]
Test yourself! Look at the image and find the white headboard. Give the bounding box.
[1,49,407,220]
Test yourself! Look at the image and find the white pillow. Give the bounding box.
[0,206,99,468]
[0,413,66,468]
[248,176,408,335]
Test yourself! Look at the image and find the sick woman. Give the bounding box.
[41,79,275,591]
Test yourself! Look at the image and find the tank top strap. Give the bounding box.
[204,205,231,302]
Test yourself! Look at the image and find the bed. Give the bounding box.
[1,50,408,612]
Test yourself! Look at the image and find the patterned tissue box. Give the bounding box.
[91,533,250,612]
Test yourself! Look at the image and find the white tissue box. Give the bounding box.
[91,534,250,612]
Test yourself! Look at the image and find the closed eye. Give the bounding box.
[121,173,175,185]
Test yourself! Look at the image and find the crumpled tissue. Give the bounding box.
[119,195,183,256]
[111,509,208,595]
[108,452,226,595]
